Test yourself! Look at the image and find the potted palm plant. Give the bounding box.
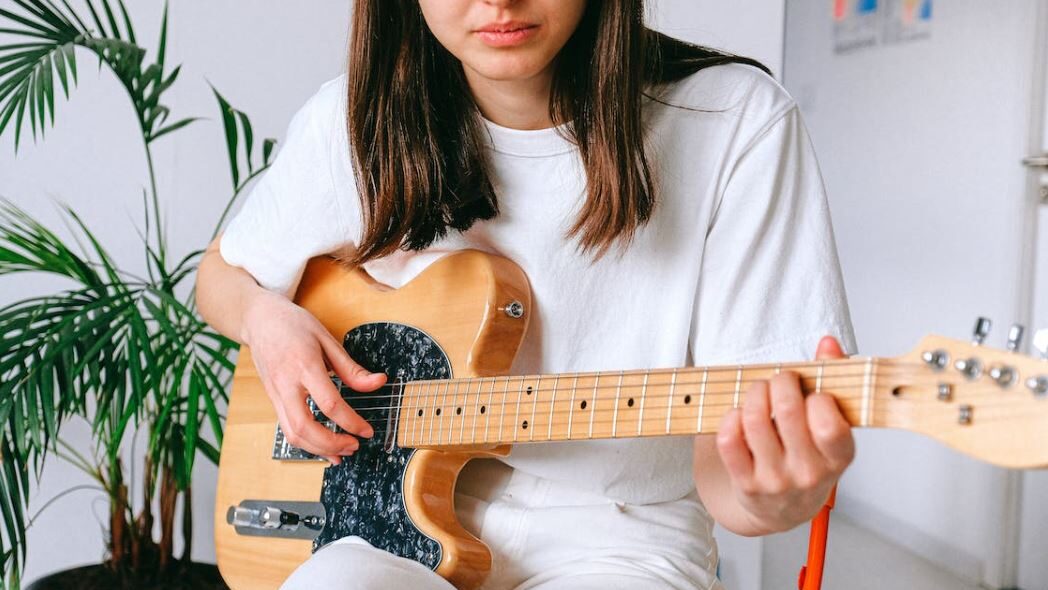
[0,1,278,587]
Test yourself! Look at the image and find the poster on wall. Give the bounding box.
[832,0,932,54]
[882,0,933,44]
[833,0,880,54]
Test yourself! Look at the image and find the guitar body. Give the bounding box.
[214,250,531,590]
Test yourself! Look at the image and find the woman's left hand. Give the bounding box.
[714,335,856,535]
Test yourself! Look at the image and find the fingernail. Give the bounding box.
[363,426,374,438]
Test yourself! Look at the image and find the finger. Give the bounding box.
[740,381,784,467]
[319,334,387,392]
[272,396,344,465]
[303,365,375,438]
[283,385,362,458]
[807,393,856,471]
[767,372,820,464]
[716,409,755,490]
[815,335,847,360]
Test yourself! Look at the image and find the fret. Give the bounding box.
[697,367,708,433]
[421,381,433,446]
[483,377,495,444]
[407,381,418,446]
[456,379,469,445]
[400,382,411,446]
[547,375,560,441]
[636,372,648,435]
[862,357,874,426]
[514,376,525,443]
[588,371,601,439]
[665,370,677,434]
[451,379,463,445]
[611,371,624,437]
[452,379,465,444]
[427,381,440,447]
[733,366,743,408]
[566,373,579,439]
[439,380,451,445]
[470,378,481,444]
[528,376,540,442]
[498,376,511,443]
[816,362,825,394]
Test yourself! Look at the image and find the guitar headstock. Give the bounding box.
[883,320,1048,469]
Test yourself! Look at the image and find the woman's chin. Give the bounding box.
[463,57,551,83]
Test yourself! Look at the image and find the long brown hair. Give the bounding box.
[346,1,769,264]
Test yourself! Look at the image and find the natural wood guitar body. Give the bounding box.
[215,250,531,590]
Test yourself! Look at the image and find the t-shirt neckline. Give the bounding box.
[480,115,579,158]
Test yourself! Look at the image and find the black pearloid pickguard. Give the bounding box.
[311,322,452,572]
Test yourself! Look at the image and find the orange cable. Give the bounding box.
[798,484,837,590]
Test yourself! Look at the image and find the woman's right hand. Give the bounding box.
[240,289,387,465]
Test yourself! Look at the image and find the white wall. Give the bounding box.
[0,1,784,586]
[783,1,1045,587]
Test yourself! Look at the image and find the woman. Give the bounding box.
[196,1,858,588]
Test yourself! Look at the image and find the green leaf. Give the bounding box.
[115,0,134,44]
[259,132,276,166]
[236,110,254,174]
[149,116,197,143]
[211,85,240,187]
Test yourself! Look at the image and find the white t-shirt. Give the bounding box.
[220,63,858,505]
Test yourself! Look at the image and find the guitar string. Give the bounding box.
[289,404,1044,453]
[304,377,1046,415]
[294,390,1045,444]
[316,363,1045,405]
[302,355,1040,402]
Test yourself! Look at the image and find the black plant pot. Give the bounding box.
[26,562,229,590]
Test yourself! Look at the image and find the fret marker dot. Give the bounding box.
[417,409,423,417]
[580,400,588,410]
[526,386,533,395]
[456,407,462,415]
[684,395,692,404]
[522,420,529,430]
[627,398,635,407]
[480,406,486,414]
[436,408,442,416]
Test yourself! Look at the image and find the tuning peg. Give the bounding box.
[1034,329,1048,360]
[972,317,992,346]
[1007,324,1025,352]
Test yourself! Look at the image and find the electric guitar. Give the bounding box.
[213,250,1048,590]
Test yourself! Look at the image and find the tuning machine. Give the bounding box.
[1021,329,1048,397]
[1034,329,1048,360]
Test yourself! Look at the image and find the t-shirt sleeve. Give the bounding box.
[218,76,359,299]
[689,105,858,366]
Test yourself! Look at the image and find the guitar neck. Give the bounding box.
[396,357,892,449]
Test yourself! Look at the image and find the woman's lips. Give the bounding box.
[475,24,539,47]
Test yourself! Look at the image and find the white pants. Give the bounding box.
[281,459,724,590]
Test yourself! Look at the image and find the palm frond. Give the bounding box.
[0,0,189,150]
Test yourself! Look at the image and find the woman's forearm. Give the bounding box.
[195,233,270,345]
